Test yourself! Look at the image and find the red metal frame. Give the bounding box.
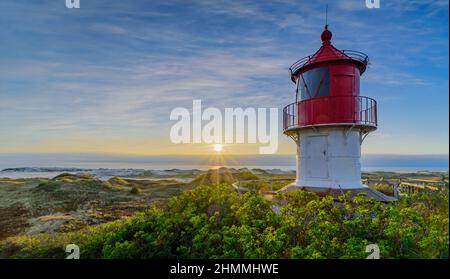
[283,95,377,131]
[284,26,376,133]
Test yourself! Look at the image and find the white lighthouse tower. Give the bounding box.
[282,26,392,201]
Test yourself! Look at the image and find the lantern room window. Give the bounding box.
[298,67,330,101]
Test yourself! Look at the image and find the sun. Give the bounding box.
[213,144,223,152]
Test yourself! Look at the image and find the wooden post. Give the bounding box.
[253,180,256,192]
[238,180,241,195]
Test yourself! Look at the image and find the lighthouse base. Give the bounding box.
[285,126,396,202]
[294,126,366,189]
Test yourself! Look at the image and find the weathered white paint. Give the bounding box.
[293,126,366,189]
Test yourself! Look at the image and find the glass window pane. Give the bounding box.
[299,67,330,101]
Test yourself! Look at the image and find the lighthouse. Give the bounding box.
[283,26,392,201]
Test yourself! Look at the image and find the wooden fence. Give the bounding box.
[362,178,444,197]
[232,177,446,198]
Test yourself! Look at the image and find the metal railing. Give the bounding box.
[289,50,369,75]
[232,178,295,195]
[283,95,377,132]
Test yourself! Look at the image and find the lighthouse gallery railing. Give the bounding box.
[283,95,377,131]
[289,50,369,75]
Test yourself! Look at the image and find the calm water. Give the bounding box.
[0,153,448,178]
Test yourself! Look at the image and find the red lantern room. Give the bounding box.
[282,25,389,201]
[284,25,377,132]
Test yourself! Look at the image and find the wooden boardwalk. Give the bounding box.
[232,177,446,200]
[362,178,444,195]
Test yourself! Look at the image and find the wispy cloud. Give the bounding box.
[0,0,448,154]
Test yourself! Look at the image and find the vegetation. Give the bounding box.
[1,183,447,259]
[191,168,258,186]
[0,174,192,239]
[369,183,394,196]
[130,186,141,194]
[240,180,291,192]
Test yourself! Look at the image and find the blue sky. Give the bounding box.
[0,0,448,155]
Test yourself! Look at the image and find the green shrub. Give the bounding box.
[130,186,141,194]
[370,184,394,196]
[1,184,448,259]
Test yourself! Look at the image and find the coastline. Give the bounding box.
[0,153,448,179]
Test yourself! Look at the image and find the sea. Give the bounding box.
[0,153,448,179]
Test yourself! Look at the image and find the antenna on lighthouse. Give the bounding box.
[325,4,329,28]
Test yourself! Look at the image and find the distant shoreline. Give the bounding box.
[0,166,448,180]
[0,153,448,179]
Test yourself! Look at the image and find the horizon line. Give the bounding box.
[0,152,448,157]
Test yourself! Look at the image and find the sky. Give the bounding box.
[0,0,448,155]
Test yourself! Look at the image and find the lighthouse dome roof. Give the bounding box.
[289,26,369,82]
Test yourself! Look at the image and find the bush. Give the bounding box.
[370,184,394,196]
[130,186,141,194]
[1,184,448,259]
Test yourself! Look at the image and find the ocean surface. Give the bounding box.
[0,153,448,179]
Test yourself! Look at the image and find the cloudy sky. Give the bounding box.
[0,0,448,155]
